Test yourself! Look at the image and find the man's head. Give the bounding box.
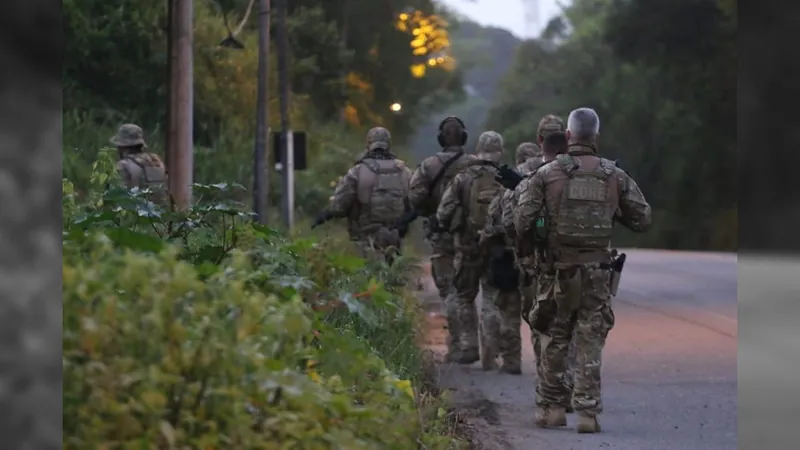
[475,131,504,163]
[537,114,565,144]
[542,131,568,158]
[365,126,391,152]
[437,116,468,147]
[515,142,541,165]
[110,123,147,156]
[566,107,600,145]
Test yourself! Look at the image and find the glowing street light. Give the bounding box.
[390,102,402,112]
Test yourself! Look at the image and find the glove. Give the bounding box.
[311,211,333,229]
[495,165,524,190]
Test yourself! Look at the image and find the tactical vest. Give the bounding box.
[552,154,617,249]
[125,153,168,203]
[466,163,503,235]
[356,159,408,226]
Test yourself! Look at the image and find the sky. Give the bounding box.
[438,0,564,39]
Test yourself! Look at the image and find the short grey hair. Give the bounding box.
[566,107,600,141]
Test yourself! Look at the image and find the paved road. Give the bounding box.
[430,249,737,450]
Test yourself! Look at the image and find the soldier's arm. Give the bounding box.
[401,165,414,213]
[500,188,517,239]
[408,162,430,211]
[615,170,652,232]
[328,166,359,217]
[514,172,545,236]
[436,173,463,230]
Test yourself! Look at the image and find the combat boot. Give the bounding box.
[576,412,601,433]
[499,364,521,375]
[533,407,567,428]
[455,346,479,364]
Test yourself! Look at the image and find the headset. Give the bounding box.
[437,116,468,147]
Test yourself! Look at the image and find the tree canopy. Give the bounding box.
[486,0,736,250]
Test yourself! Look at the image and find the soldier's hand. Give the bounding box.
[495,165,524,190]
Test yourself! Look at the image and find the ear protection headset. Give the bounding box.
[437,116,468,147]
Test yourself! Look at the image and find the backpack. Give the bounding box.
[466,163,504,234]
[125,153,168,203]
[552,154,617,249]
[357,159,408,225]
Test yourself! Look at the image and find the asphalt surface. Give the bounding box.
[430,249,737,450]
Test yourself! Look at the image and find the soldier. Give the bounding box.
[437,131,514,368]
[515,142,541,167]
[514,108,651,433]
[407,116,478,362]
[312,127,412,263]
[517,114,566,175]
[111,123,168,203]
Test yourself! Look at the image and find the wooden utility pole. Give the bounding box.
[253,0,271,224]
[166,0,194,210]
[276,0,294,228]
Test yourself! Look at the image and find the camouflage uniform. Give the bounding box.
[514,141,651,432]
[111,124,168,200]
[437,131,513,366]
[409,117,477,359]
[329,127,412,262]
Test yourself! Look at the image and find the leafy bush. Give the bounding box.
[63,160,460,449]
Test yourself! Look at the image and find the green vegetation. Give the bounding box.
[64,0,464,205]
[486,0,736,251]
[63,1,473,445]
[63,153,461,448]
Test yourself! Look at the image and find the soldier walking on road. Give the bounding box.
[111,123,168,204]
[514,108,652,433]
[437,131,521,371]
[407,117,478,362]
[312,127,412,263]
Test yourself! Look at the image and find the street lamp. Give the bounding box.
[390,102,402,113]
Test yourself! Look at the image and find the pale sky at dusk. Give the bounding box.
[438,0,564,39]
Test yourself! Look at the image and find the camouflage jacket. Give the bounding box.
[408,147,477,217]
[514,146,652,264]
[329,151,412,238]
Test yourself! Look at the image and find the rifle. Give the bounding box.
[310,210,334,229]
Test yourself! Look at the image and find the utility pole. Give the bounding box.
[253,0,271,224]
[167,0,194,210]
[165,0,176,181]
[276,0,294,228]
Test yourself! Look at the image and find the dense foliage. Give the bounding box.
[62,152,461,448]
[63,0,464,213]
[487,0,736,250]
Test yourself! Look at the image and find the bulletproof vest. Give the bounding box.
[356,158,408,226]
[466,163,503,234]
[125,153,168,203]
[422,150,476,215]
[552,154,618,249]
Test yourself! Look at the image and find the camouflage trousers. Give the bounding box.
[424,226,457,349]
[444,251,483,351]
[481,282,522,368]
[534,265,614,415]
[352,227,402,264]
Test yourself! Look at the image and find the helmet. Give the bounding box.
[366,126,392,151]
[515,142,541,164]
